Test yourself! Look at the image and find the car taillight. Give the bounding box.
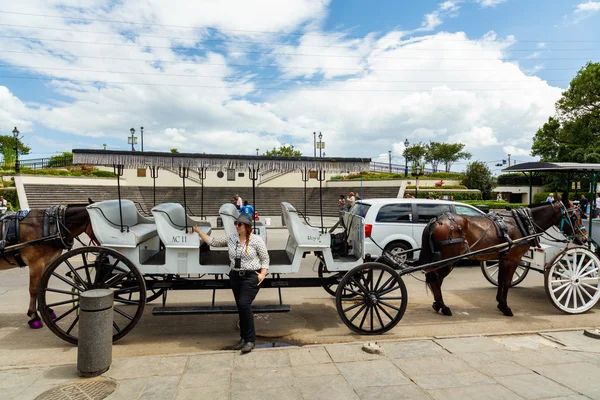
[365,224,372,238]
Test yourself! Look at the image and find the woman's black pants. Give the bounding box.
[230,270,260,342]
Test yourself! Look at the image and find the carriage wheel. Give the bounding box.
[317,257,358,298]
[544,247,600,314]
[481,260,530,287]
[144,276,167,303]
[336,262,407,335]
[72,269,165,304]
[38,246,146,345]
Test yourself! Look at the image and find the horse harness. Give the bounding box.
[427,207,540,260]
[0,205,72,267]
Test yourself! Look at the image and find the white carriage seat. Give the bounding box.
[87,200,157,247]
[151,203,201,248]
[219,203,240,237]
[281,202,329,247]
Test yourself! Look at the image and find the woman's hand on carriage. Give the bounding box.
[256,269,267,285]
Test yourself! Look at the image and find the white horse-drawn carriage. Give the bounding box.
[39,149,395,344]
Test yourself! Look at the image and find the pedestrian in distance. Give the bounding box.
[235,194,243,210]
[346,192,356,211]
[240,200,254,216]
[338,195,346,211]
[580,194,588,219]
[595,193,600,218]
[545,193,554,203]
[191,213,269,353]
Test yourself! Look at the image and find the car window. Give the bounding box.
[350,203,370,218]
[375,203,412,222]
[416,203,452,223]
[454,205,482,216]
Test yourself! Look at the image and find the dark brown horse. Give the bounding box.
[0,203,95,328]
[416,200,587,317]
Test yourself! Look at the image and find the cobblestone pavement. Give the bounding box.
[3,330,600,399]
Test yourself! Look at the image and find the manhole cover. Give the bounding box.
[36,378,117,400]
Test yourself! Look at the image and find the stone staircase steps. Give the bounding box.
[24,184,400,217]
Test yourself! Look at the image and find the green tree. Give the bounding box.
[437,143,471,172]
[403,143,427,169]
[461,161,495,200]
[556,61,600,121]
[532,62,600,163]
[170,148,179,153]
[425,141,443,172]
[265,144,302,157]
[47,151,73,168]
[0,135,31,169]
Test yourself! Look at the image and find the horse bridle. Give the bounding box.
[534,201,587,243]
[559,202,587,241]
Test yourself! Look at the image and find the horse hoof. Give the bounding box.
[28,320,43,329]
[497,304,513,316]
[432,302,441,313]
[441,307,452,316]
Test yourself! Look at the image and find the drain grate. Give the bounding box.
[36,378,117,400]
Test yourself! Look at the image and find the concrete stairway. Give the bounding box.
[23,184,400,217]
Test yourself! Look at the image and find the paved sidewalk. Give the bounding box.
[3,330,600,399]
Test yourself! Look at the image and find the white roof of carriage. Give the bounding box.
[72,149,371,172]
[502,162,600,173]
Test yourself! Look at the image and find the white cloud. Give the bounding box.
[0,87,34,133]
[503,145,531,157]
[476,0,508,7]
[562,1,600,25]
[0,1,563,169]
[449,126,499,148]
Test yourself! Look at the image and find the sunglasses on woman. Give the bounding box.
[235,222,246,227]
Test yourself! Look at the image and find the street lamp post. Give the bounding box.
[404,138,409,177]
[388,150,392,173]
[140,126,144,152]
[413,163,423,197]
[313,132,316,157]
[256,148,259,156]
[318,132,324,158]
[12,127,19,173]
[128,128,138,151]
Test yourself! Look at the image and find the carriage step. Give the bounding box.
[152,305,291,315]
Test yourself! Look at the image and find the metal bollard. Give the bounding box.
[217,216,223,227]
[281,214,286,226]
[77,289,113,377]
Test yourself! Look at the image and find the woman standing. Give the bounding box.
[192,213,269,353]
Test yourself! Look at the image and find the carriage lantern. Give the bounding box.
[12,127,20,173]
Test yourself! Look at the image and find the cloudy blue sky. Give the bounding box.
[0,0,598,172]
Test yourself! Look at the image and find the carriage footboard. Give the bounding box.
[152,304,291,315]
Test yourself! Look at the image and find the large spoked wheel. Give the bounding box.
[336,262,407,335]
[38,246,146,345]
[317,257,357,298]
[481,260,530,287]
[544,247,600,314]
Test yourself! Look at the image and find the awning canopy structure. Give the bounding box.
[503,162,600,174]
[72,149,371,172]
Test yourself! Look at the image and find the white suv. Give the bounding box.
[348,198,484,263]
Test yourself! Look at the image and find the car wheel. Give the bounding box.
[383,241,411,269]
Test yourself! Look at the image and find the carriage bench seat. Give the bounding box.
[152,203,209,248]
[87,200,157,248]
[281,202,330,248]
